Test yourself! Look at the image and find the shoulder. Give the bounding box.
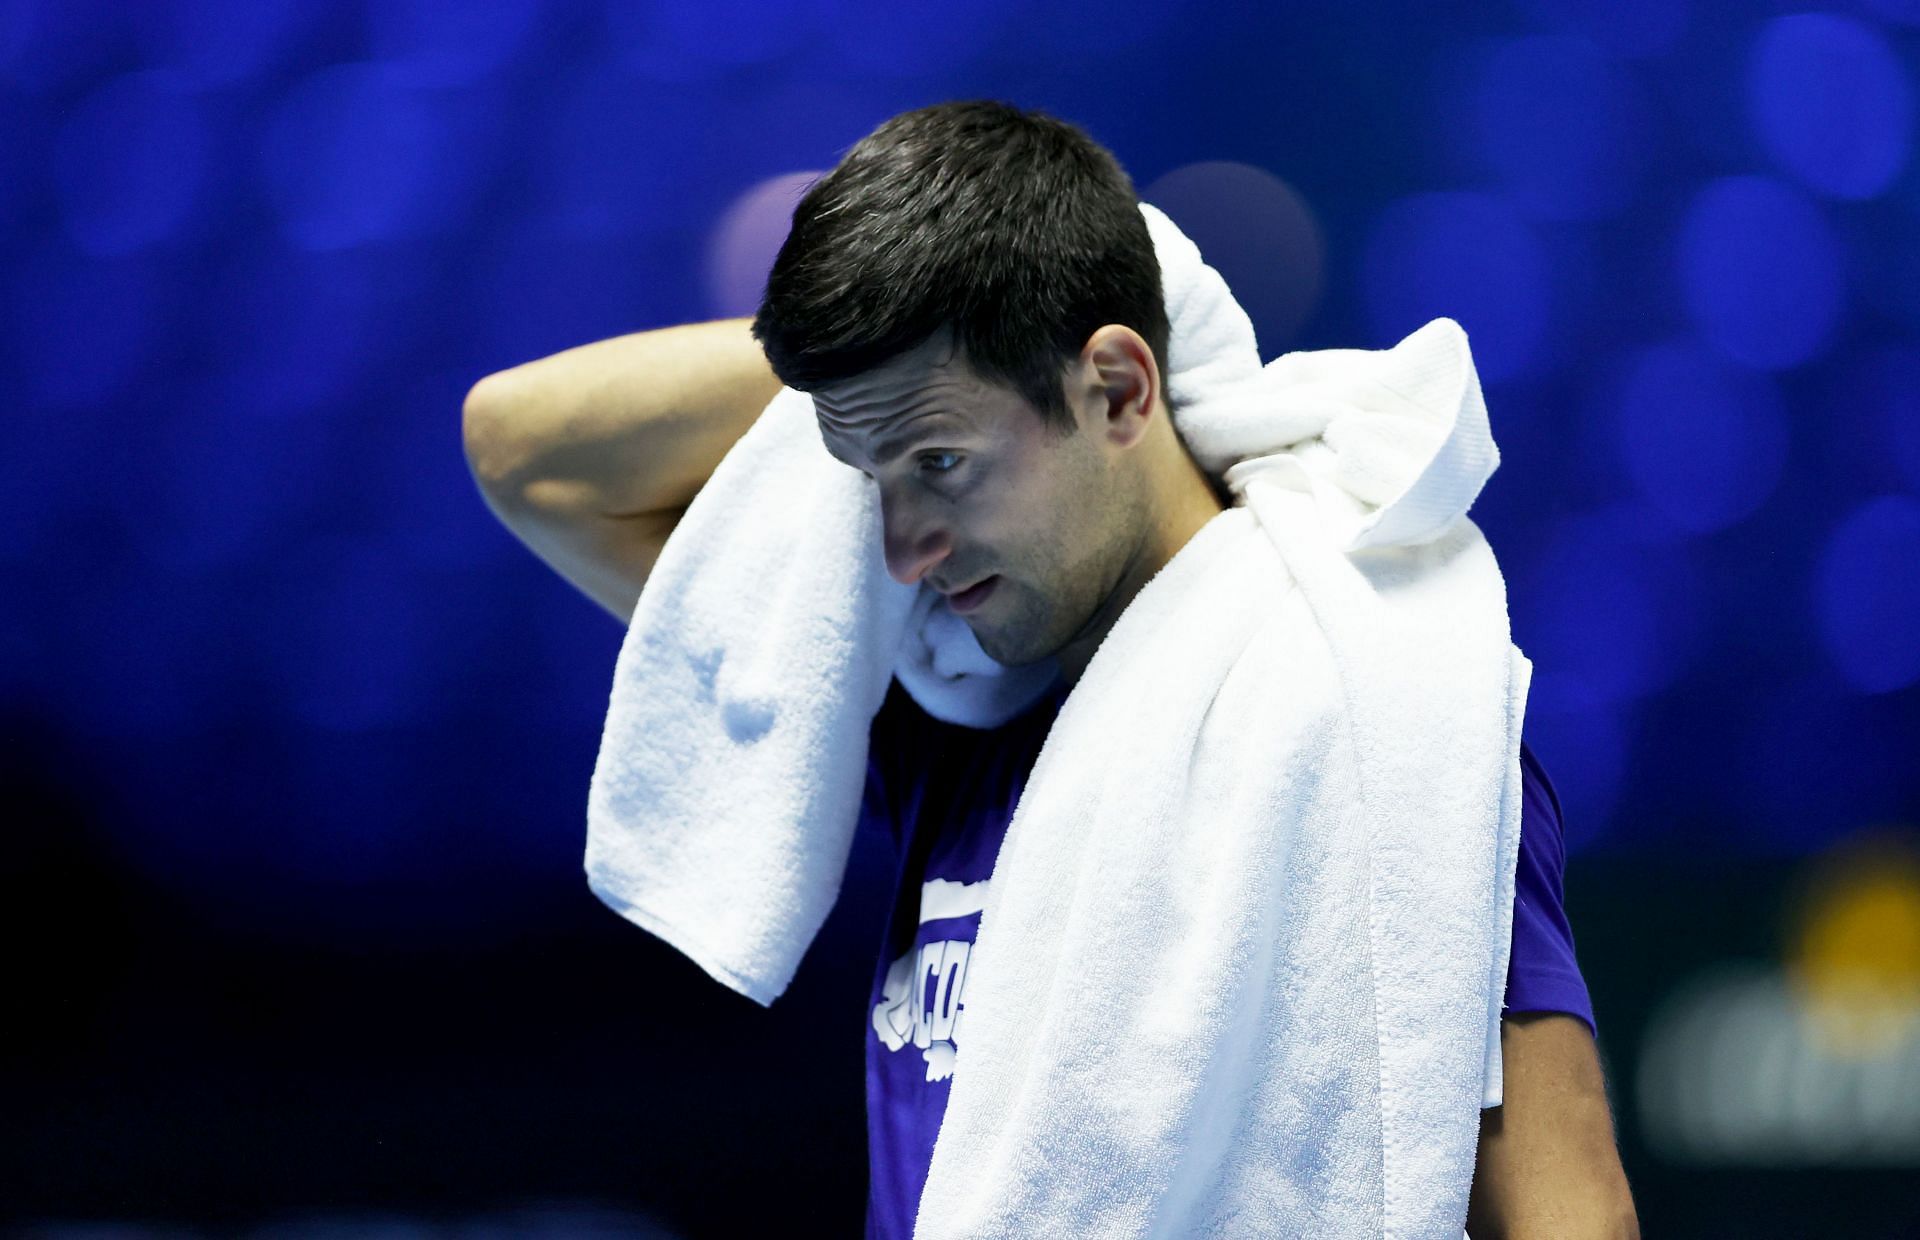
[1518,739,1567,829]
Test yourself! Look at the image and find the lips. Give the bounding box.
[946,575,998,615]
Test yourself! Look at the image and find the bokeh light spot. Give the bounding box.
[1783,828,1920,1059]
[1360,190,1550,385]
[704,170,823,320]
[1141,161,1327,354]
[1748,13,1914,202]
[1611,341,1789,535]
[1676,175,1844,371]
[1813,494,1920,694]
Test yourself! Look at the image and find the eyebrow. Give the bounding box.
[830,411,962,469]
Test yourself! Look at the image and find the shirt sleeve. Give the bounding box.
[1503,740,1598,1039]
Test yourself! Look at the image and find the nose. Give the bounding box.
[877,495,953,589]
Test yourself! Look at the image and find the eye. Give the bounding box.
[917,451,963,476]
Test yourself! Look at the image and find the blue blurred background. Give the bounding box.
[5,0,1920,1235]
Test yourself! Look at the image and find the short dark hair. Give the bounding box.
[750,99,1170,441]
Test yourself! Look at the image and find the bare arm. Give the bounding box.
[1466,1013,1640,1239]
[462,317,785,625]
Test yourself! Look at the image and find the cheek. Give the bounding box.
[1017,443,1082,510]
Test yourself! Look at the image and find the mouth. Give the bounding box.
[945,575,999,615]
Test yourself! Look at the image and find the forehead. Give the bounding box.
[812,328,1001,429]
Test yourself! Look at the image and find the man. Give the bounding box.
[465,98,1638,1238]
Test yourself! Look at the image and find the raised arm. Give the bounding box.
[461,317,785,625]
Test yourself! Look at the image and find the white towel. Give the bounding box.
[585,201,1530,1237]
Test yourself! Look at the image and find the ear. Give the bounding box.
[1079,324,1162,445]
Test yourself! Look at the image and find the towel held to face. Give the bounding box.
[585,202,1530,1238]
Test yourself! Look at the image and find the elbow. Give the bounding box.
[464,372,586,517]
[461,373,515,492]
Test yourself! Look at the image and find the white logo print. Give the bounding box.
[871,877,989,1082]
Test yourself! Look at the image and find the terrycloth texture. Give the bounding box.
[585,201,1530,1237]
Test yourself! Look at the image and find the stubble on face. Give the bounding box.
[811,323,1182,685]
[968,428,1154,675]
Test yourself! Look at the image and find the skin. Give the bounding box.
[816,322,1639,1235]
[812,321,1228,689]
[1468,1012,1641,1238]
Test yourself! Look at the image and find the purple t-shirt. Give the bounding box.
[859,673,1594,1239]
